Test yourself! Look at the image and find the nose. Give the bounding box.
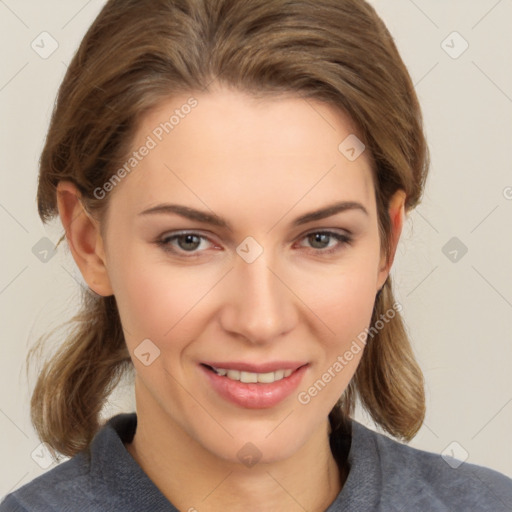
[218,249,298,345]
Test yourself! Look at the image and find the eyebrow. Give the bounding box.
[139,200,368,229]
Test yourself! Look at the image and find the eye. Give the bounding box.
[157,231,215,255]
[155,229,352,258]
[297,230,352,255]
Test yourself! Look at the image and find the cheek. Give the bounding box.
[315,276,375,374]
[296,246,380,391]
[107,245,221,346]
[300,248,380,335]
[317,271,375,326]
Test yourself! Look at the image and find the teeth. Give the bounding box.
[240,371,258,383]
[257,372,275,383]
[226,369,240,380]
[211,366,294,383]
[274,370,285,380]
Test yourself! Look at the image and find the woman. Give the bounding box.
[2,0,511,510]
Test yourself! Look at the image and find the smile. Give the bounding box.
[200,362,309,409]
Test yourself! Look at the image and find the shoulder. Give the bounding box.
[0,451,97,512]
[0,414,138,512]
[351,421,512,511]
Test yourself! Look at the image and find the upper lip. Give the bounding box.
[201,361,308,373]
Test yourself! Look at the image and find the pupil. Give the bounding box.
[179,234,200,251]
[309,233,329,249]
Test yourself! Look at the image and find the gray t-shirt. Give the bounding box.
[1,413,511,511]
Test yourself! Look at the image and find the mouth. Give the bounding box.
[200,361,308,409]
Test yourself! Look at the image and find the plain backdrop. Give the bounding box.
[1,0,511,496]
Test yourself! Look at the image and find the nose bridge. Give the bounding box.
[221,245,296,343]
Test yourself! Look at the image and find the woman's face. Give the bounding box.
[101,87,393,463]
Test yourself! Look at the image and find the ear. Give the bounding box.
[56,181,113,296]
[376,189,406,291]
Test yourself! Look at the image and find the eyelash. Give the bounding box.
[156,230,353,258]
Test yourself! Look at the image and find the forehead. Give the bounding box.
[113,88,376,223]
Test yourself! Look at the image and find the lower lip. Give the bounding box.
[201,364,308,409]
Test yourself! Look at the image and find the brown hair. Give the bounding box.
[32,0,428,457]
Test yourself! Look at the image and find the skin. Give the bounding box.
[57,86,405,512]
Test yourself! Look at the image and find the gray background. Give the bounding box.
[1,0,511,495]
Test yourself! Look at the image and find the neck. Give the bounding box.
[125,386,347,511]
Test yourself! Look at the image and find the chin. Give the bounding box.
[187,412,325,468]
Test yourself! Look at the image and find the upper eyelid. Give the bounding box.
[159,228,352,250]
[159,227,351,240]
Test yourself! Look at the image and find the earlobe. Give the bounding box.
[377,189,406,290]
[56,181,113,296]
